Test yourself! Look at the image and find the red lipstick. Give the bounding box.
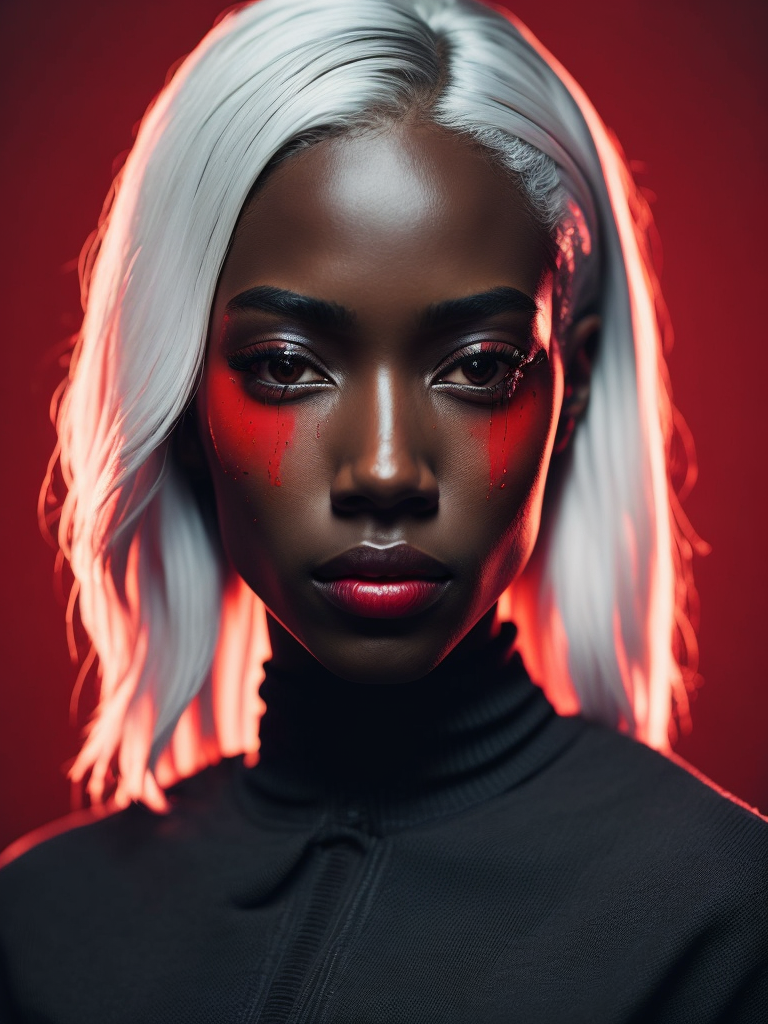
[313,544,451,618]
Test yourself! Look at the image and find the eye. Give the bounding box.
[227,343,331,395]
[259,353,324,386]
[435,342,527,393]
[440,352,511,388]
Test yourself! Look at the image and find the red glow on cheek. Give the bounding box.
[469,385,546,499]
[488,398,511,496]
[266,397,296,487]
[207,375,295,488]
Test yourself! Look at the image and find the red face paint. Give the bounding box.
[206,375,295,491]
[486,395,510,498]
[468,353,546,500]
[268,394,294,487]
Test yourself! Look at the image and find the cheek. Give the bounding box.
[467,364,557,502]
[459,372,557,598]
[204,373,296,491]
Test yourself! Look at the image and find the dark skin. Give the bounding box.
[195,120,596,684]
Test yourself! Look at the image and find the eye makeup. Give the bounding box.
[226,333,539,407]
[432,339,535,405]
[227,342,334,401]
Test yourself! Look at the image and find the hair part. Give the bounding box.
[49,0,693,809]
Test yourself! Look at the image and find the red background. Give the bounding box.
[0,0,766,852]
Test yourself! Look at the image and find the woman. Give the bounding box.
[0,0,765,1020]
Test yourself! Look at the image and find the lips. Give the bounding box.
[313,543,451,618]
[314,543,450,581]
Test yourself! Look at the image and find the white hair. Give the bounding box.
[51,0,691,809]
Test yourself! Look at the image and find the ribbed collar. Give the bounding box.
[236,623,585,835]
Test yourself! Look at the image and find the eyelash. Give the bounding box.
[433,341,531,402]
[227,339,534,403]
[227,343,332,397]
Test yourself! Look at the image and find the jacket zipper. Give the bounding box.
[289,820,390,1024]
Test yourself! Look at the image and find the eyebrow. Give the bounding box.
[419,286,539,331]
[225,285,354,332]
[224,284,538,333]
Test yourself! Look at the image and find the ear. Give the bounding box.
[553,313,601,455]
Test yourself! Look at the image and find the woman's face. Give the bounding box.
[197,121,564,683]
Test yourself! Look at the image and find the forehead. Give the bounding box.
[217,122,553,312]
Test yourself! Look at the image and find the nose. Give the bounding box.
[330,367,439,515]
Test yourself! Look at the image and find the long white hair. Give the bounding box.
[49,0,693,809]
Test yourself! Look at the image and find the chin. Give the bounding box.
[311,635,449,686]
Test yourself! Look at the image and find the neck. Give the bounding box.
[241,616,572,831]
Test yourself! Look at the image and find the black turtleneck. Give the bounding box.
[1,625,766,1023]
[251,623,578,832]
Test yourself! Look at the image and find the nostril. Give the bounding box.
[332,488,438,517]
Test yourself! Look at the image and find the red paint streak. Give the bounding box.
[267,392,291,486]
[210,374,295,489]
[486,373,528,498]
[466,367,542,501]
[486,393,513,499]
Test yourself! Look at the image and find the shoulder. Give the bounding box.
[0,759,249,1021]
[543,718,768,858]
[529,718,768,937]
[489,715,768,946]
[491,720,768,1020]
[563,719,767,829]
[0,758,241,918]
